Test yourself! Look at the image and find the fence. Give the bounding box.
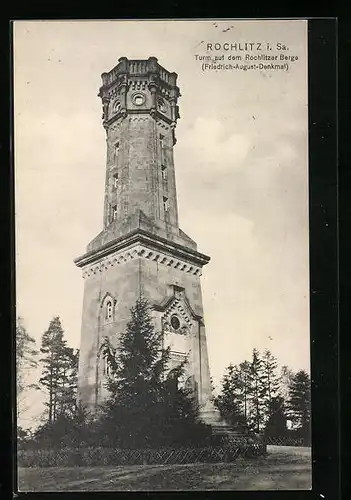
[18,440,267,467]
[263,436,307,447]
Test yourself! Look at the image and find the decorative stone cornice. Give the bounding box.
[104,108,174,128]
[80,243,203,279]
[75,228,210,270]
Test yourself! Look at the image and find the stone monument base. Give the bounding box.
[199,405,225,426]
[198,401,245,436]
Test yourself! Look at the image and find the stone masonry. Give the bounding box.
[74,57,223,427]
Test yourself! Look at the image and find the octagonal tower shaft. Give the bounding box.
[99,57,181,232]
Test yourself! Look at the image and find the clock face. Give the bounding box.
[132,93,146,106]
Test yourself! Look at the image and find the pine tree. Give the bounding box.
[214,364,247,428]
[16,317,38,395]
[238,360,252,422]
[38,316,77,423]
[39,316,65,423]
[248,349,267,433]
[264,396,288,438]
[33,403,93,449]
[159,372,209,447]
[279,365,295,401]
[262,350,279,402]
[287,370,311,441]
[261,349,280,426]
[99,297,208,448]
[55,347,79,419]
[16,317,38,435]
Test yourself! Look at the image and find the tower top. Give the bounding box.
[75,55,207,267]
[100,57,179,89]
[98,57,181,135]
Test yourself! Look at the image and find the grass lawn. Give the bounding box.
[18,445,312,491]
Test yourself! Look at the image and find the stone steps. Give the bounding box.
[211,424,246,436]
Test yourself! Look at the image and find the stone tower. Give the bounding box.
[74,57,222,426]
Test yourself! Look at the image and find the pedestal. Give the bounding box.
[198,400,227,426]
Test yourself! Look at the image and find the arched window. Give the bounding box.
[106,300,113,320]
[163,196,169,213]
[161,164,167,181]
[114,101,121,113]
[101,294,116,324]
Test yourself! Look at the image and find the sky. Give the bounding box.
[14,19,309,429]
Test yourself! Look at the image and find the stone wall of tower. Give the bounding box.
[104,116,178,229]
[77,252,213,411]
[77,258,141,409]
[156,119,179,228]
[140,257,213,407]
[99,57,181,233]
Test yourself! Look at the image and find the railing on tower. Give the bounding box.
[128,60,148,74]
[102,58,176,87]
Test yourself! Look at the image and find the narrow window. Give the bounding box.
[112,205,117,221]
[161,164,167,181]
[159,134,164,148]
[114,141,120,158]
[113,173,118,189]
[163,196,169,213]
[106,300,113,320]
